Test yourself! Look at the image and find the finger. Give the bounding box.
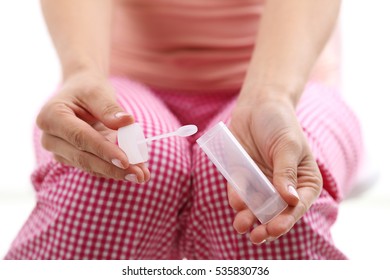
[53,154,105,178]
[233,208,257,234]
[138,162,151,182]
[250,155,322,243]
[250,181,320,242]
[227,183,247,211]
[297,155,323,196]
[43,110,133,170]
[77,85,134,130]
[272,148,301,206]
[43,133,147,183]
[250,208,294,243]
[249,224,269,244]
[228,183,259,235]
[37,103,132,169]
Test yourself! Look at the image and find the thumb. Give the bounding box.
[84,87,134,129]
[272,149,300,206]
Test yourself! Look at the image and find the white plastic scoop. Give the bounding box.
[144,125,198,143]
[118,123,198,164]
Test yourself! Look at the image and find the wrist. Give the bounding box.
[60,66,111,96]
[238,82,303,108]
[62,56,108,82]
[62,64,107,85]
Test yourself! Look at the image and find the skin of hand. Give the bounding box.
[226,0,340,244]
[228,93,323,244]
[38,1,149,182]
[36,70,150,183]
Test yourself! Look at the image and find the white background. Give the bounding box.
[0,0,389,260]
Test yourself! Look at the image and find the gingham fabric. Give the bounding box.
[4,77,362,259]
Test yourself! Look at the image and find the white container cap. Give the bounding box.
[118,123,198,164]
[117,123,149,164]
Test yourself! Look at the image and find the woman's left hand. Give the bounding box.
[228,92,323,244]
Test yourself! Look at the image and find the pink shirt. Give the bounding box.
[110,0,265,92]
[110,0,340,92]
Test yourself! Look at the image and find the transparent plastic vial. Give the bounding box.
[197,122,287,224]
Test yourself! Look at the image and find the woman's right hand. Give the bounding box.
[36,70,150,183]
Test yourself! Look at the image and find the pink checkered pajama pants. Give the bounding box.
[4,77,363,259]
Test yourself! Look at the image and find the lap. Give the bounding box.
[7,78,360,259]
[6,77,192,259]
[185,83,357,259]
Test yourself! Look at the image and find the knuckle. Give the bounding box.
[228,196,237,210]
[53,154,64,163]
[284,167,298,182]
[282,135,301,151]
[303,156,324,191]
[36,102,69,132]
[88,161,124,180]
[103,165,123,180]
[88,170,102,178]
[81,83,113,106]
[297,200,309,215]
[40,133,51,151]
[36,108,50,131]
[72,153,89,170]
[68,128,86,151]
[71,153,117,179]
[101,103,121,117]
[79,84,120,117]
[94,142,106,160]
[227,194,234,208]
[274,167,297,184]
[274,131,302,152]
[314,173,323,190]
[227,186,241,211]
[81,83,104,98]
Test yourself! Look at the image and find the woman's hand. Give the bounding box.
[228,93,322,244]
[36,71,150,183]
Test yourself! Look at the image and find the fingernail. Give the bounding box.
[111,159,125,169]
[125,174,139,183]
[255,240,266,245]
[288,185,299,200]
[115,112,131,118]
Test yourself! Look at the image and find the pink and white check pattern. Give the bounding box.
[4,77,363,259]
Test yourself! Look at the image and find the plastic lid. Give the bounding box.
[118,123,198,165]
[117,123,149,164]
